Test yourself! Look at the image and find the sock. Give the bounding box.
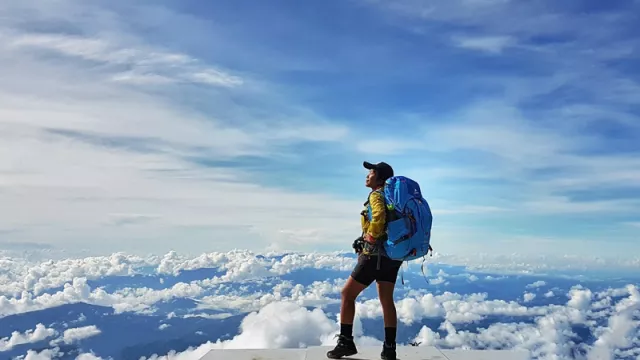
[384,327,396,345]
[340,323,353,338]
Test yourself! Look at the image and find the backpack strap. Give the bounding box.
[363,189,386,270]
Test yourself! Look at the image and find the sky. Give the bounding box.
[1,0,639,260]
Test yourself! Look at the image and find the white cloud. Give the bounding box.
[408,286,638,359]
[5,32,243,87]
[14,347,104,360]
[138,282,640,360]
[523,292,536,303]
[568,288,593,310]
[527,281,546,289]
[16,347,62,360]
[587,285,640,360]
[452,35,514,53]
[141,301,340,359]
[0,251,353,317]
[0,0,356,256]
[0,249,637,360]
[76,354,104,360]
[1,249,640,319]
[0,252,148,297]
[0,324,57,351]
[59,325,102,344]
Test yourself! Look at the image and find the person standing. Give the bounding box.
[327,161,403,360]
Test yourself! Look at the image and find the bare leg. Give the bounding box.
[377,280,397,328]
[327,276,368,359]
[340,275,368,325]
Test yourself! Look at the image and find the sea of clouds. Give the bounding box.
[0,249,639,360]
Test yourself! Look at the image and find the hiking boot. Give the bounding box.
[326,334,357,359]
[381,342,396,360]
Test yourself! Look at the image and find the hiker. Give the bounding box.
[327,161,403,360]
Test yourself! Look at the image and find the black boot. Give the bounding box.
[381,342,396,360]
[326,334,357,359]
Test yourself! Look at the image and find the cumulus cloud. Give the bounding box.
[15,347,62,360]
[137,283,640,360]
[76,354,104,360]
[0,252,147,297]
[2,249,640,322]
[3,249,639,303]
[523,292,536,303]
[527,281,547,289]
[0,251,353,318]
[0,324,56,351]
[0,249,637,360]
[141,301,338,359]
[14,347,104,360]
[60,326,102,345]
[587,285,640,360]
[568,287,594,310]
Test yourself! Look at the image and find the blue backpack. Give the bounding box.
[380,176,433,261]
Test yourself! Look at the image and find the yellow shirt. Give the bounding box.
[360,189,386,254]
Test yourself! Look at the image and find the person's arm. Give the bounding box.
[364,191,385,243]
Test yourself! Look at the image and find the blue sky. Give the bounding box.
[0,0,639,259]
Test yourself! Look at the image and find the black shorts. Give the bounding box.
[351,254,403,286]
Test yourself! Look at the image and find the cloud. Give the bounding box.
[75,354,104,360]
[15,347,63,360]
[408,285,640,359]
[140,301,340,359]
[355,0,640,245]
[138,281,640,360]
[14,347,103,360]
[58,325,102,345]
[5,32,243,87]
[568,288,593,311]
[527,281,547,289]
[1,248,638,359]
[452,35,514,53]
[523,292,536,303]
[587,285,640,360]
[1,248,639,314]
[0,324,57,351]
[0,0,361,255]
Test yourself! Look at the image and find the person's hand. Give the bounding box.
[352,237,364,254]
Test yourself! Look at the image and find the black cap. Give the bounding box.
[363,161,394,182]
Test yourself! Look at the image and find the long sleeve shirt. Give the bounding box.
[360,188,387,255]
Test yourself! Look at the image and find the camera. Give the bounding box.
[352,236,364,254]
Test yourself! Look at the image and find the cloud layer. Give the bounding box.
[1,250,639,359]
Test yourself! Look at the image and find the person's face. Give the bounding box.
[365,169,378,188]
